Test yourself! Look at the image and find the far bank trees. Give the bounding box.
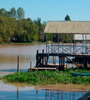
[0,7,45,43]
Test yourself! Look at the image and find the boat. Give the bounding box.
[71,72,90,77]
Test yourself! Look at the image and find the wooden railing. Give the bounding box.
[46,44,90,54]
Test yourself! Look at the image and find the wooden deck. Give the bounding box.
[37,53,90,57]
[29,67,57,71]
[36,50,90,70]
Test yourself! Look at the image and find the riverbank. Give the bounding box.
[0,42,45,45]
[36,84,90,92]
[0,80,90,92]
[1,69,90,85]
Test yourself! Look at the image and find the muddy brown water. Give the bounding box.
[0,44,76,72]
[0,44,45,71]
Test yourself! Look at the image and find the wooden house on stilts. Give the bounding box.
[36,21,90,70]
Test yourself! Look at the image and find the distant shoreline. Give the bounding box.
[0,42,45,45]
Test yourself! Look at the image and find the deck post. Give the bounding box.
[82,34,85,54]
[46,34,47,53]
[51,33,53,53]
[58,33,60,53]
[85,34,87,54]
[62,56,65,70]
[30,61,32,71]
[70,34,72,53]
[58,56,60,70]
[46,56,48,67]
[62,33,64,53]
[58,55,64,70]
[53,56,56,65]
[36,50,39,67]
[42,49,44,66]
[73,34,75,54]
[84,56,88,68]
[17,56,20,73]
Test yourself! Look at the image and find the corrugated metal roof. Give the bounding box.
[44,21,90,34]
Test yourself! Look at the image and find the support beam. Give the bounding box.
[82,34,85,54]
[84,56,88,68]
[51,33,53,53]
[85,34,87,54]
[36,50,39,67]
[58,33,60,53]
[46,34,47,53]
[70,34,72,53]
[58,56,65,70]
[73,34,75,54]
[62,33,64,53]
[17,56,20,73]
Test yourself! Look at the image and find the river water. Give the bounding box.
[0,44,76,72]
[0,44,73,72]
[0,44,89,100]
[0,44,45,71]
[0,81,89,100]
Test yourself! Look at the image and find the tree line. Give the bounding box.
[0,7,45,43]
[0,7,72,43]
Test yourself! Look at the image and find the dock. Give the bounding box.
[35,21,90,70]
[29,67,57,71]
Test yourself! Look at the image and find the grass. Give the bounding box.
[1,69,90,85]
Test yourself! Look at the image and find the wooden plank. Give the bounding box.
[29,67,57,71]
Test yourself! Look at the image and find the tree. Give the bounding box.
[34,18,45,42]
[17,7,24,19]
[65,14,71,21]
[9,7,16,18]
[0,8,9,17]
[0,7,45,43]
[0,15,15,43]
[0,8,6,15]
[63,14,73,43]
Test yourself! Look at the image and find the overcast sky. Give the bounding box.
[0,0,90,22]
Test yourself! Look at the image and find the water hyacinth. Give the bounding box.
[2,69,90,85]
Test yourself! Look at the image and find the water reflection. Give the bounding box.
[0,81,89,100]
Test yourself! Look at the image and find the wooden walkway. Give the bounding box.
[37,53,90,57]
[29,67,57,71]
[36,50,90,70]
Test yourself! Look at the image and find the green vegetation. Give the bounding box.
[65,14,71,21]
[2,69,90,85]
[0,7,45,43]
[0,7,73,43]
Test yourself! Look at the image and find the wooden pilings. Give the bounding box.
[30,61,32,71]
[36,50,65,70]
[36,49,89,70]
[17,56,20,73]
[36,49,48,67]
[84,56,88,68]
[59,56,65,70]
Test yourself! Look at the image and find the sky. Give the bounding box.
[0,0,90,22]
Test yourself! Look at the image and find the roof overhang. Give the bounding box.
[44,21,90,34]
